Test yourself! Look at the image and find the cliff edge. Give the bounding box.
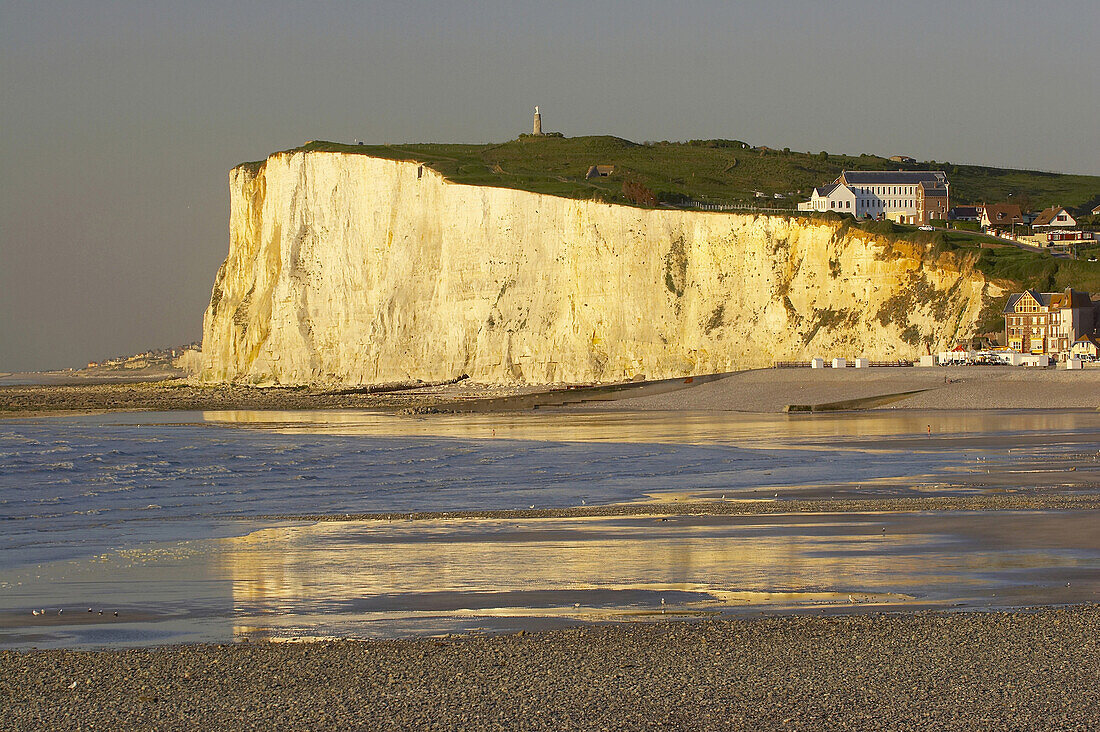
[199,151,1001,385]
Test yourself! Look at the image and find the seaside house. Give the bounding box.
[797,170,949,225]
[1031,206,1078,230]
[980,203,1026,236]
[1092,203,1100,216]
[799,183,855,213]
[1071,334,1100,361]
[947,206,981,222]
[1002,288,1095,356]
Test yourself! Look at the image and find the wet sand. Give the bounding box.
[5,499,1099,648]
[3,605,1098,731]
[568,366,1100,413]
[261,493,1100,522]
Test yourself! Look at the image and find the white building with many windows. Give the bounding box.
[798,170,949,225]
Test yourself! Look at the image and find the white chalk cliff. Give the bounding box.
[199,151,1001,385]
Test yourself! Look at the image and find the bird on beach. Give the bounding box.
[31,609,41,616]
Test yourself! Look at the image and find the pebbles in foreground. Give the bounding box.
[2,606,1098,731]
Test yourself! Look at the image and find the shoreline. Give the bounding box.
[2,366,1099,419]
[251,492,1100,523]
[4,605,1098,730]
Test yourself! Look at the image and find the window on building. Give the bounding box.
[846,201,851,208]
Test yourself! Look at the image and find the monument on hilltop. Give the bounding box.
[524,106,560,138]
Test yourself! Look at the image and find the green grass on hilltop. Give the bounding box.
[257,137,1100,214]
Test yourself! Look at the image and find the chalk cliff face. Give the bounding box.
[199,152,1001,385]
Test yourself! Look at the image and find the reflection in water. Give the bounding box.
[220,512,1100,642]
[202,408,1100,446]
[5,511,1098,647]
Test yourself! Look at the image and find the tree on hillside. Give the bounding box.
[623,179,657,207]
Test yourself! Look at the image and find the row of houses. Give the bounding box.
[797,170,949,225]
[798,171,1098,248]
[949,203,1098,245]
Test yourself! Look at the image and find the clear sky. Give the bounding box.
[2,0,1098,371]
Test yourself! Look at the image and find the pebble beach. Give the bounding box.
[3,606,1098,731]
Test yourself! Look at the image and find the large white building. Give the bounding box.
[798,170,949,225]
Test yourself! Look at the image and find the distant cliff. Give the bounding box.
[199,151,1003,385]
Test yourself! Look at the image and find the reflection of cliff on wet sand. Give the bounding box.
[202,408,1100,447]
[223,511,1100,641]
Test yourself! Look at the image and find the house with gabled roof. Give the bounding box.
[1003,288,1095,355]
[1031,206,1077,229]
[798,170,949,224]
[980,203,1026,235]
[947,206,981,222]
[798,182,859,214]
[1071,334,1100,360]
[1091,203,1100,216]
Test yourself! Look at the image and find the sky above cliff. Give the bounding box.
[2,0,1099,371]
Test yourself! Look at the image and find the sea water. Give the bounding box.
[2,409,1099,646]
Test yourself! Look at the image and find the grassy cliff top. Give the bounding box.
[243,136,1100,214]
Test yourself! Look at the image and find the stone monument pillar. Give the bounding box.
[533,106,542,135]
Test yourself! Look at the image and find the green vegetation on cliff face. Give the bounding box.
[250,137,1100,213]
[894,230,1100,335]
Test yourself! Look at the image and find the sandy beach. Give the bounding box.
[568,365,1100,413]
[3,606,1098,730]
[2,365,1099,419]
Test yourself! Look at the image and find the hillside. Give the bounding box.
[245,136,1100,214]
